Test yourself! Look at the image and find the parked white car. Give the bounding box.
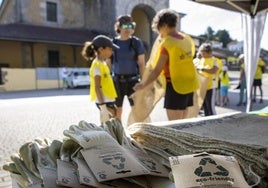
[67,70,90,88]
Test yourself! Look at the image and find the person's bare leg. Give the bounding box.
[166,109,187,120]
[253,86,257,102]
[221,96,224,106]
[116,107,123,121]
[259,86,263,103]
[217,89,221,105]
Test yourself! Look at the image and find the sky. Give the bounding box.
[170,0,268,50]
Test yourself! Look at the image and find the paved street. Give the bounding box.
[0,71,267,188]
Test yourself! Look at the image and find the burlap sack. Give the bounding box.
[127,36,166,125]
[187,73,208,118]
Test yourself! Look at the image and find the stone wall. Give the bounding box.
[0,0,169,35]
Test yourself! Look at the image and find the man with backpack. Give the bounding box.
[111,15,146,121]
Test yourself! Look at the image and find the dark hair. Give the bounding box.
[114,15,136,34]
[152,9,179,32]
[81,41,97,61]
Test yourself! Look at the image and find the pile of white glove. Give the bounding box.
[3,119,174,188]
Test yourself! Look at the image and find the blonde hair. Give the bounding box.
[199,43,212,53]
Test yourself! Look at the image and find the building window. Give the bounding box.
[46,2,57,22]
[48,50,59,67]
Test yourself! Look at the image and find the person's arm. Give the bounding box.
[94,75,105,104]
[137,54,146,79]
[202,65,218,74]
[260,62,265,73]
[240,68,245,81]
[133,53,167,90]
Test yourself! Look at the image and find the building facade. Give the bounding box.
[0,0,169,69]
[0,0,170,91]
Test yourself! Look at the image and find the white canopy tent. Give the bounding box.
[242,12,266,111]
[190,0,268,112]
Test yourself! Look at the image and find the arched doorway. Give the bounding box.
[131,5,156,61]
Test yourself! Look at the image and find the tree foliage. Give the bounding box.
[199,27,233,48]
[215,29,232,48]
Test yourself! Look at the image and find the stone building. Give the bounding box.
[0,0,169,69]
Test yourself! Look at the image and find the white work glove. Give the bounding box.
[59,138,81,162]
[103,118,124,145]
[99,104,112,124]
[63,123,116,149]
[20,139,57,174]
[4,138,62,188]
[47,139,62,164]
[78,120,103,131]
[63,120,150,182]
[104,119,170,177]
[6,154,43,188]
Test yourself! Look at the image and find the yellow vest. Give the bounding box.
[161,33,199,94]
[254,58,265,79]
[198,57,219,89]
[89,59,117,101]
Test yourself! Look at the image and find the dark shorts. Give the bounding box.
[164,82,194,110]
[217,78,221,89]
[253,79,262,86]
[114,75,139,107]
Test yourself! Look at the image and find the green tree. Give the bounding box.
[199,27,215,41]
[215,29,232,48]
[206,26,215,41]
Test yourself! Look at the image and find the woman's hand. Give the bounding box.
[133,83,144,91]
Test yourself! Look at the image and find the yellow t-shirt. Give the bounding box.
[160,33,199,94]
[254,58,265,79]
[220,72,230,86]
[197,57,219,89]
[241,63,245,70]
[89,59,117,101]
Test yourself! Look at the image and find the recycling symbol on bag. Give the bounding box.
[102,156,126,170]
[194,157,229,177]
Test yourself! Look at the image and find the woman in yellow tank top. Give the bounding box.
[133,9,199,120]
[195,43,219,116]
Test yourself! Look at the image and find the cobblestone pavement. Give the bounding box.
[0,71,267,188]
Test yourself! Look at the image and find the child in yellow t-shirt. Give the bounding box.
[81,35,119,125]
[220,65,230,106]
